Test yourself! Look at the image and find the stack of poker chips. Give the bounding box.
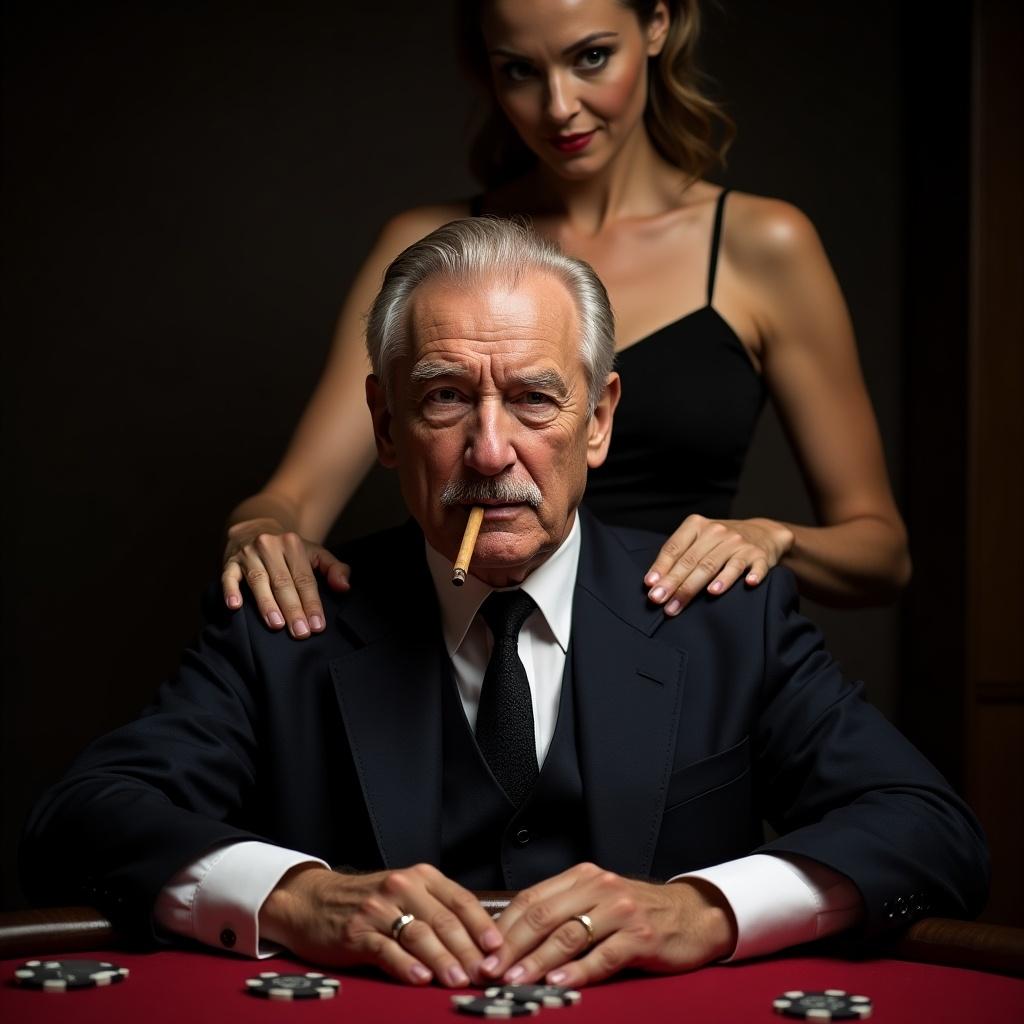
[245,971,342,1000]
[453,984,582,1017]
[773,989,874,1020]
[14,958,130,991]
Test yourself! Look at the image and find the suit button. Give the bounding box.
[514,829,531,846]
[220,928,236,949]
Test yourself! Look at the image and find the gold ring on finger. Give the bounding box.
[390,912,416,944]
[571,913,594,949]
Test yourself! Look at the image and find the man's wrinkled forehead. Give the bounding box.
[400,272,583,376]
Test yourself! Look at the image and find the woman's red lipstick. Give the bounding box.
[550,130,596,154]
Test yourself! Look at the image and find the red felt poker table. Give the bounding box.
[1,907,1022,1023]
[1,945,1022,1023]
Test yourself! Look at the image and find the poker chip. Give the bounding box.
[485,984,582,1007]
[14,958,129,991]
[452,994,540,1017]
[245,971,341,1000]
[773,989,873,1020]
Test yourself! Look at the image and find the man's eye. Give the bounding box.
[576,47,612,72]
[520,392,553,406]
[428,388,462,404]
[500,60,534,83]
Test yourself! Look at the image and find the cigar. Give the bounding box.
[452,506,485,586]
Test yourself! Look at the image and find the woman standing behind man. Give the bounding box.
[223,0,911,639]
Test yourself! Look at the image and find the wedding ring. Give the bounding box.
[571,912,594,948]
[390,912,416,943]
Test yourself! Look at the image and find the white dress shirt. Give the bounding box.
[155,513,862,958]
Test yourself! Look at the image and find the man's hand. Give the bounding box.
[482,864,737,988]
[259,863,503,987]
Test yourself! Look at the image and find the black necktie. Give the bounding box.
[475,590,539,807]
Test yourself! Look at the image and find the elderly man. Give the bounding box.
[23,219,987,991]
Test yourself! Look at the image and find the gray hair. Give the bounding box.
[365,217,616,414]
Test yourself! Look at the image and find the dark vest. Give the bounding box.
[440,644,589,889]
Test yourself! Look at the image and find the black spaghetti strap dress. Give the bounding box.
[586,190,765,532]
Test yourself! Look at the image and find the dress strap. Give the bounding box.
[706,188,731,305]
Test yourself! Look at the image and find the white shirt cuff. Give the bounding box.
[672,853,863,961]
[153,841,328,957]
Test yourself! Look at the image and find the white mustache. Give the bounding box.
[440,477,543,509]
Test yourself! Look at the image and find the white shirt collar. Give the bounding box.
[424,513,581,658]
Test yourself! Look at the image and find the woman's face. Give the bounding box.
[480,0,669,180]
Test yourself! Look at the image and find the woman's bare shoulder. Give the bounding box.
[720,191,825,273]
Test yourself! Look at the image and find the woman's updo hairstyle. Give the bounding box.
[456,0,735,189]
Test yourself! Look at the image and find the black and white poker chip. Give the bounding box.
[452,994,540,1017]
[773,989,873,1020]
[245,971,341,1000]
[14,958,129,991]
[485,984,582,1007]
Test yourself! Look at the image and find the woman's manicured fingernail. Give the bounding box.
[482,928,502,950]
[309,615,325,632]
[665,599,681,615]
[409,964,432,983]
[448,965,470,987]
[504,965,526,983]
[650,587,665,602]
[293,618,310,637]
[709,580,724,594]
[747,574,759,584]
[227,595,241,609]
[481,954,501,974]
[645,571,660,585]
[268,611,285,628]
[548,969,568,985]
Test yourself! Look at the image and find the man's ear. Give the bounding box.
[586,372,621,469]
[365,374,398,468]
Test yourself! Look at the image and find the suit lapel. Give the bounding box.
[328,523,444,870]
[574,513,687,878]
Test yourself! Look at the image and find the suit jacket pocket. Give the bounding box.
[651,736,758,881]
[664,736,751,812]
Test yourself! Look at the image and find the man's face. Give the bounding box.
[367,271,619,586]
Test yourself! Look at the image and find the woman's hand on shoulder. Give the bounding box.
[222,518,351,639]
[645,515,794,615]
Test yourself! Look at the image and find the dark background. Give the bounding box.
[1,2,967,910]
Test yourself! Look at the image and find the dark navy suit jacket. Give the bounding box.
[22,512,989,939]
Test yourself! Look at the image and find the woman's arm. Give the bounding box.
[222,202,467,637]
[646,195,911,612]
